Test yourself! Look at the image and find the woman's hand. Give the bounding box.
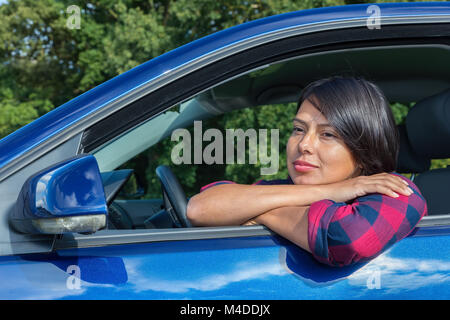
[321,173,413,203]
[242,219,259,226]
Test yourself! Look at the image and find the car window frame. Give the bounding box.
[71,21,450,249]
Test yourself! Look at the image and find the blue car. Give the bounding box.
[0,2,449,300]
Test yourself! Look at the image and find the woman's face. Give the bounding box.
[286,97,361,185]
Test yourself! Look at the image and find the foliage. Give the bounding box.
[0,0,448,198]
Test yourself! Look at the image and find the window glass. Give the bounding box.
[91,46,450,230]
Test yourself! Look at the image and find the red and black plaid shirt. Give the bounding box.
[200,173,427,267]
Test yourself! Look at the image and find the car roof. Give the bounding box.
[0,2,449,172]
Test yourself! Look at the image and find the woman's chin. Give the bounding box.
[291,172,322,185]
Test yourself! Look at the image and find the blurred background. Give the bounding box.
[1,0,449,198]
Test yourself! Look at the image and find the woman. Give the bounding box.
[186,76,427,267]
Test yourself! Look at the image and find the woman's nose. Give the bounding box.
[298,131,316,154]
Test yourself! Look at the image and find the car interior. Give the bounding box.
[93,44,450,230]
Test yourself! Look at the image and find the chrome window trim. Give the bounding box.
[418,214,450,227]
[52,214,450,251]
[0,15,449,181]
[54,226,275,250]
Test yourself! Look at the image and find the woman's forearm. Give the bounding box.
[187,183,324,226]
[253,206,311,253]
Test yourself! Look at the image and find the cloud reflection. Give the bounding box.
[348,255,450,294]
[123,259,285,294]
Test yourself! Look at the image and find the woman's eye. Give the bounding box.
[293,127,304,133]
[322,132,336,138]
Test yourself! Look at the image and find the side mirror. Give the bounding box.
[10,155,107,234]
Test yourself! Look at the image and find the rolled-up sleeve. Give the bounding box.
[307,174,428,267]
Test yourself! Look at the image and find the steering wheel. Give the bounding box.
[155,165,191,228]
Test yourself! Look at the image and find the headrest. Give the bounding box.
[406,88,450,158]
[396,125,430,173]
[413,167,450,215]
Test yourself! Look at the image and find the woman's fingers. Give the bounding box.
[383,174,413,195]
[378,178,412,196]
[242,219,259,226]
[325,173,413,203]
[362,174,413,198]
[374,183,405,198]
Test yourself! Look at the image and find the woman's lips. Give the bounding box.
[293,160,318,173]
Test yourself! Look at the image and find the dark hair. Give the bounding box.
[297,76,399,176]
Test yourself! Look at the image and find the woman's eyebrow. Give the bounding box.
[292,118,332,128]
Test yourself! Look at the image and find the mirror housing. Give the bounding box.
[10,155,107,234]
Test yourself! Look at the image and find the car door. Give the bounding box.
[2,224,449,299]
[1,3,450,300]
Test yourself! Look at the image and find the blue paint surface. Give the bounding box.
[0,229,448,299]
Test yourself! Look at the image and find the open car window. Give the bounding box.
[86,44,450,233]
